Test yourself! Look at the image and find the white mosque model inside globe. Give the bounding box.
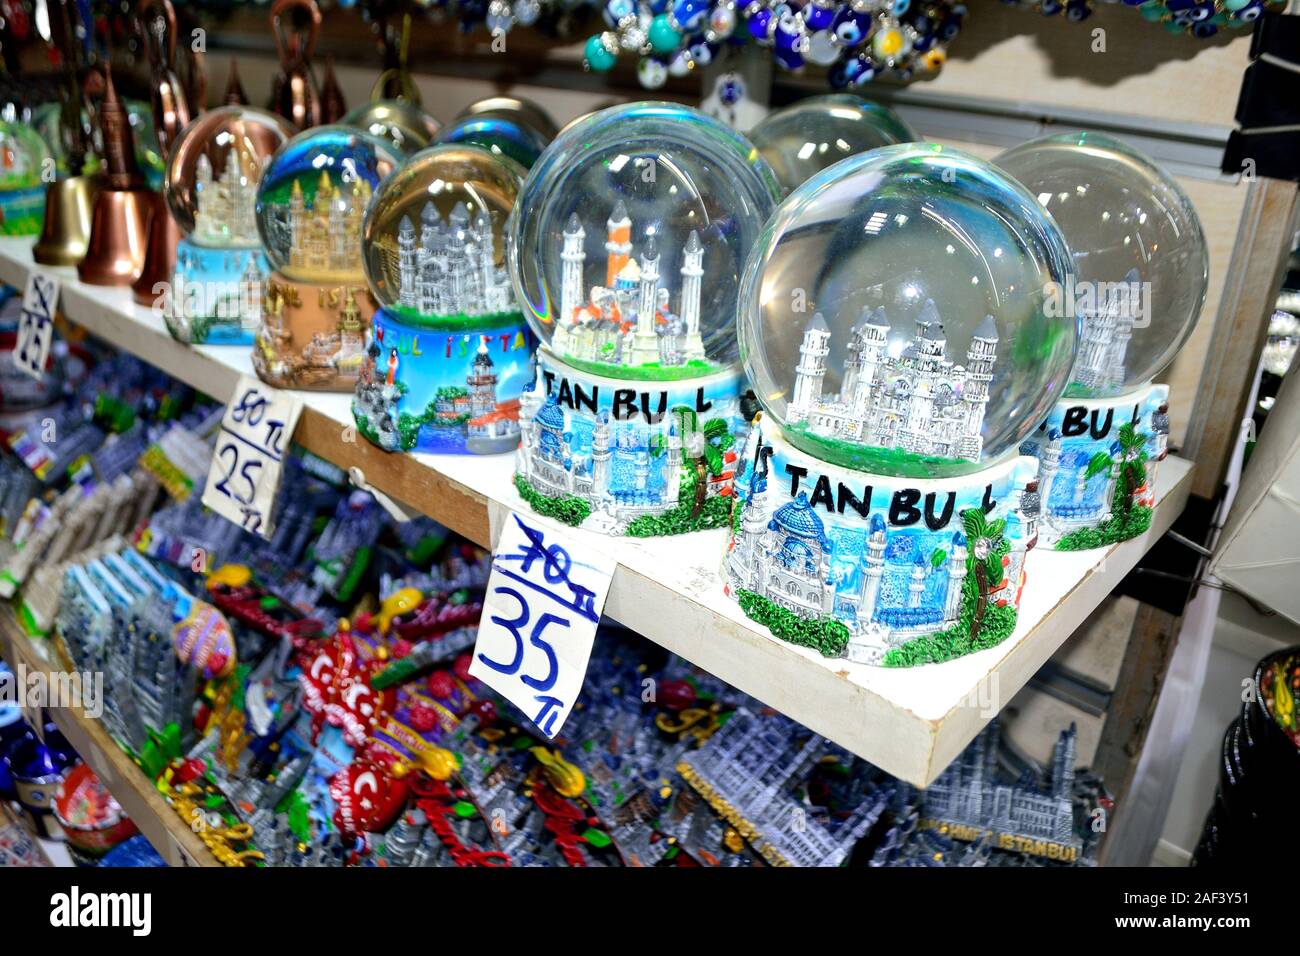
[725,144,1079,668]
[162,107,294,346]
[995,131,1207,551]
[350,144,537,457]
[505,102,780,537]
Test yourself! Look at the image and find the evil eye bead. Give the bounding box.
[649,13,683,52]
[1040,0,1064,15]
[637,56,670,88]
[513,0,541,26]
[672,0,711,31]
[1188,2,1214,20]
[707,3,737,40]
[1192,19,1218,35]
[748,7,775,39]
[891,0,911,14]
[1138,1,1165,21]
[806,29,840,64]
[921,46,946,71]
[1234,2,1264,21]
[871,20,910,61]
[834,11,871,46]
[603,0,636,27]
[667,48,695,74]
[688,37,717,66]
[1065,0,1092,20]
[806,0,836,30]
[584,32,619,71]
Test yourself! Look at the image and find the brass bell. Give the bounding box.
[270,0,323,130]
[34,174,101,266]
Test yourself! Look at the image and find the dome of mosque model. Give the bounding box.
[771,493,829,541]
[255,125,400,281]
[994,132,1208,399]
[360,144,526,325]
[164,106,294,246]
[748,93,916,194]
[737,143,1078,478]
[507,102,781,382]
[535,397,566,430]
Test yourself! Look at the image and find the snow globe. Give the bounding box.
[747,93,916,194]
[436,113,549,171]
[0,122,52,236]
[506,102,781,537]
[341,99,441,156]
[253,125,400,390]
[995,132,1207,550]
[727,143,1078,667]
[162,106,295,345]
[351,143,537,455]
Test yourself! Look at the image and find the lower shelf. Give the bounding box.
[0,609,219,867]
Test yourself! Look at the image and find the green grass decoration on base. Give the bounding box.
[735,588,850,658]
[514,474,591,527]
[561,354,723,383]
[882,571,1018,667]
[625,493,731,537]
[1055,421,1153,551]
[784,422,976,479]
[1056,505,1152,551]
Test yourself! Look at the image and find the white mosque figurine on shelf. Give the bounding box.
[550,202,710,373]
[786,302,997,464]
[394,200,515,318]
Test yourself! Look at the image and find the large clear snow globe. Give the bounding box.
[255,125,400,283]
[165,106,294,246]
[436,114,548,171]
[341,99,441,156]
[362,143,526,324]
[738,143,1078,477]
[995,131,1208,399]
[507,102,781,381]
[748,94,916,194]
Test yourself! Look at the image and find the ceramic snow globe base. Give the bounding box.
[353,310,536,454]
[514,347,748,537]
[252,273,374,391]
[1021,383,1170,552]
[724,415,1041,668]
[164,238,270,345]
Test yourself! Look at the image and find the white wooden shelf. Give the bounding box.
[0,236,1194,786]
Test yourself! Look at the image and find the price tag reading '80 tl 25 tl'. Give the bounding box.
[470,512,616,739]
[201,375,304,539]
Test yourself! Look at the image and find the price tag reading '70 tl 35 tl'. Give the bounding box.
[469,512,616,739]
[201,375,304,539]
[13,272,60,381]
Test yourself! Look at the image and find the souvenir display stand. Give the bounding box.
[0,1,1294,873]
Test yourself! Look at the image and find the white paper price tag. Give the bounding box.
[470,512,615,738]
[201,375,303,539]
[13,272,59,381]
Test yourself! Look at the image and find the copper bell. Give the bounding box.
[270,0,322,130]
[79,66,154,287]
[321,54,347,124]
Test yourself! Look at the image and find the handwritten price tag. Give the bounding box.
[13,272,59,381]
[201,375,303,539]
[469,512,615,738]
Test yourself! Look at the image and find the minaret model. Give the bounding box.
[787,313,831,425]
[605,201,632,287]
[679,230,705,360]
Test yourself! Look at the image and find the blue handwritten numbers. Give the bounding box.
[470,513,615,739]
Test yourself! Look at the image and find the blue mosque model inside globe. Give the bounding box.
[505,102,780,537]
[725,144,1079,667]
[350,144,538,456]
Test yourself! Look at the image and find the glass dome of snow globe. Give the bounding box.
[738,143,1078,478]
[748,93,917,194]
[994,131,1208,399]
[0,121,52,235]
[436,114,550,171]
[507,101,781,381]
[341,99,441,156]
[255,124,401,282]
[361,143,527,323]
[456,95,559,142]
[165,106,295,245]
